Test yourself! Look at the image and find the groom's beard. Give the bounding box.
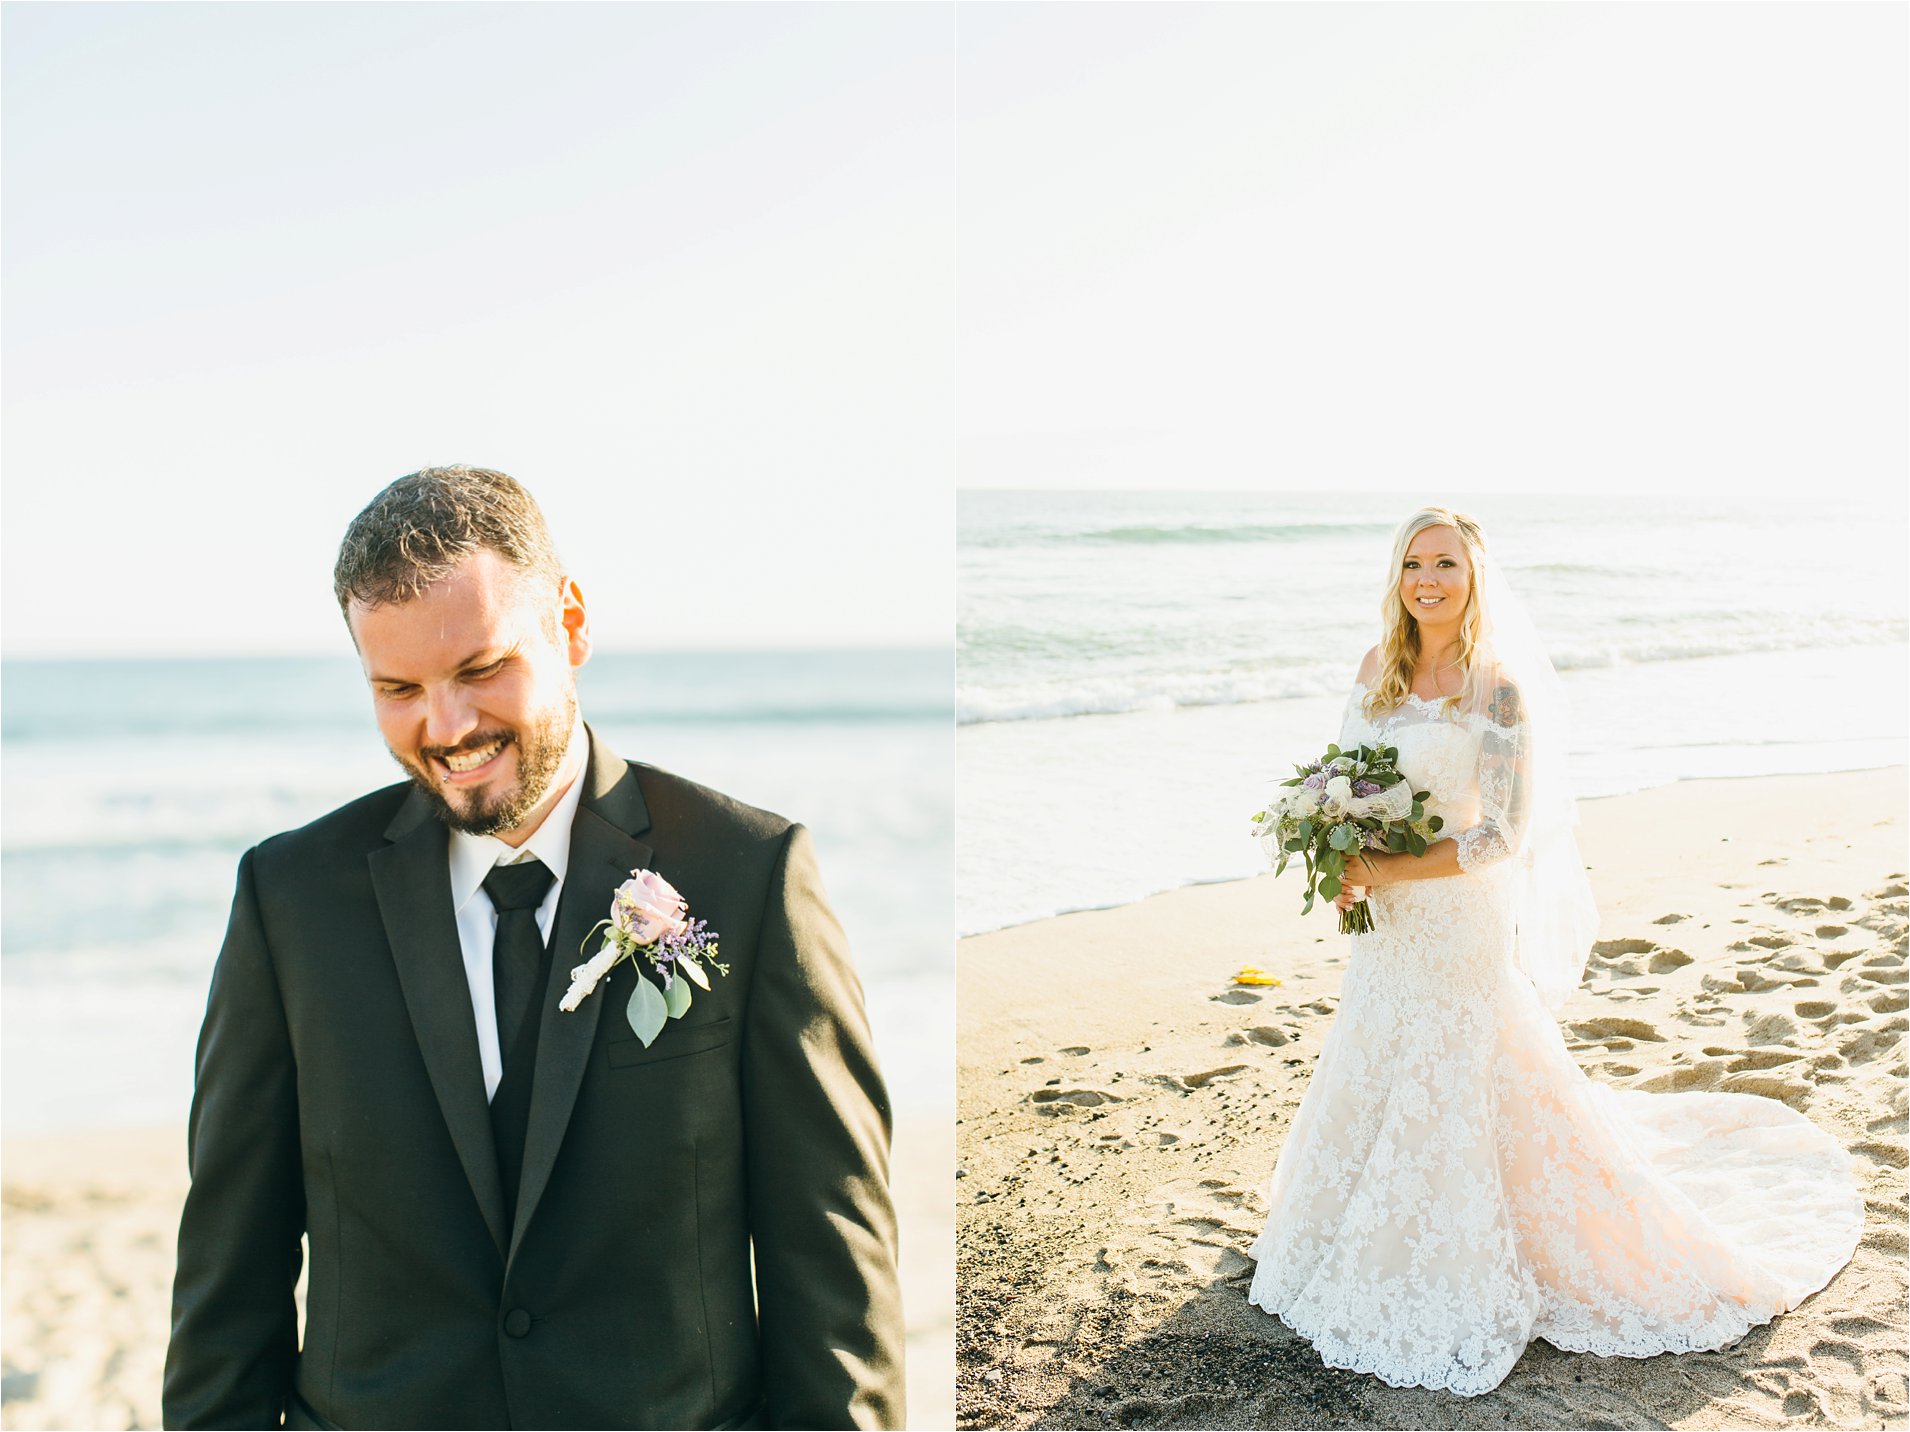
[393,689,578,839]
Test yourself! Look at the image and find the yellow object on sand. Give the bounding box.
[1233,967,1282,987]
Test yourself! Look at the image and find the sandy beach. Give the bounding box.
[957,768,1908,1430]
[1,1112,953,1431]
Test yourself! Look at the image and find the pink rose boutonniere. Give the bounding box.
[560,869,727,1046]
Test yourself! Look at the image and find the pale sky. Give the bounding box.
[3,3,954,656]
[959,3,1907,501]
[7,3,1904,660]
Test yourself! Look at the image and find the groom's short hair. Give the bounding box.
[333,466,564,621]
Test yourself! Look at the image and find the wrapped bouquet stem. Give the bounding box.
[1250,741,1443,934]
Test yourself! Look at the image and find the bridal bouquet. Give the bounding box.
[1250,742,1442,934]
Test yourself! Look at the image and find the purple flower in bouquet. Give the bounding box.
[1250,741,1444,936]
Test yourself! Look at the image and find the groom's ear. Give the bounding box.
[558,577,591,670]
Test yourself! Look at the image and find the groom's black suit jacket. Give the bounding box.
[163,729,905,1430]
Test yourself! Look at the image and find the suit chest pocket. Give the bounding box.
[606,1015,735,1071]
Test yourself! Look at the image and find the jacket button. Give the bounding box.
[504,1309,532,1338]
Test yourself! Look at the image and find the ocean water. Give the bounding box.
[958,491,1909,934]
[2,649,952,1131]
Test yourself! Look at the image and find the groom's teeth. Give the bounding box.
[443,740,504,773]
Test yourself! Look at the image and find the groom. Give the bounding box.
[163,467,905,1430]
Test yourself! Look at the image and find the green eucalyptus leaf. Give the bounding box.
[678,956,711,991]
[1428,815,1444,832]
[626,977,668,1047]
[1320,875,1342,899]
[664,975,693,1019]
[1320,849,1344,875]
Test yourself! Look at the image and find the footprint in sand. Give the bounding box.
[1839,1026,1907,1066]
[1867,989,1907,1014]
[1869,1085,1907,1136]
[1589,938,1653,979]
[1223,1026,1291,1049]
[1112,1177,1265,1289]
[1726,1049,1803,1072]
[1640,1062,1726,1093]
[1181,1065,1251,1089]
[1210,990,1262,1005]
[1743,1012,1799,1046]
[1059,1046,1091,1056]
[1652,912,1690,925]
[1719,1071,1814,1109]
[1731,966,1797,994]
[1771,948,1824,972]
[1854,965,1907,988]
[1829,1314,1892,1337]
[1816,925,1850,939]
[1594,938,1657,956]
[1029,1087,1123,1110]
[1138,1176,1260,1221]
[1853,1140,1909,1169]
[1795,1000,1838,1020]
[1648,947,1694,973]
[1674,1007,1729,1027]
[1569,1016,1665,1043]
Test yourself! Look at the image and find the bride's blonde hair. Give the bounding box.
[1363,506,1492,718]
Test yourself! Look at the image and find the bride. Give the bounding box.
[1245,507,1863,1396]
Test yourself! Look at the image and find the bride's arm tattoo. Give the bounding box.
[1488,681,1522,729]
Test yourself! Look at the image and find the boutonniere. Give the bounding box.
[559,869,727,1047]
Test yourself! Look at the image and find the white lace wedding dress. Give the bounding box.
[1246,684,1864,1396]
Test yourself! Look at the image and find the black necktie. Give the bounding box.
[485,858,555,1074]
[484,858,554,1227]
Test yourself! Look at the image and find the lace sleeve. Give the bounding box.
[1454,679,1530,873]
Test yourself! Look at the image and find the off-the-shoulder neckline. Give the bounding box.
[1350,680,1518,729]
[1351,679,1451,711]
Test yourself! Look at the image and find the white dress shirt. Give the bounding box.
[447,751,589,1102]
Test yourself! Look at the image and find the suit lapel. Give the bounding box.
[507,727,653,1266]
[369,793,509,1257]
